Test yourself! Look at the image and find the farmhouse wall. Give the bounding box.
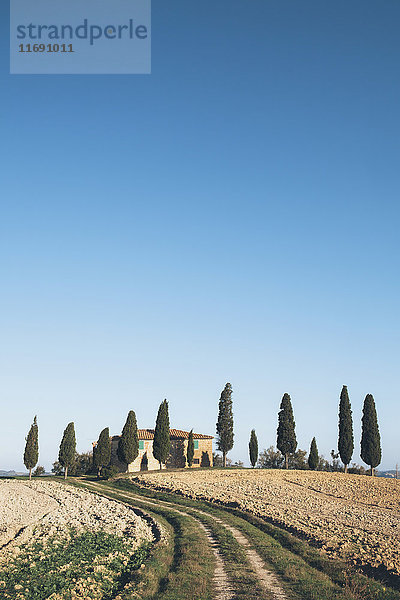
[110,437,162,472]
[110,430,213,472]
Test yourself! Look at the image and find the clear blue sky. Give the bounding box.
[1,1,399,472]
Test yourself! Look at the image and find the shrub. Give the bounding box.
[102,465,120,479]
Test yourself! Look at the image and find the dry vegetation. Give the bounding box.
[134,468,400,576]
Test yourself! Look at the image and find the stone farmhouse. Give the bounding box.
[111,428,213,472]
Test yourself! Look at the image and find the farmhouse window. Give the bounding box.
[193,458,200,464]
[139,440,144,450]
[194,440,199,449]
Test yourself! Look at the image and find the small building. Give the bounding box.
[111,428,213,472]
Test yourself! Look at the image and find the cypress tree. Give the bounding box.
[24,416,39,480]
[153,400,171,469]
[117,410,139,467]
[308,437,318,470]
[338,385,354,473]
[276,393,297,469]
[93,427,111,477]
[216,383,234,467]
[59,422,76,479]
[187,429,194,467]
[361,394,381,477]
[249,429,258,468]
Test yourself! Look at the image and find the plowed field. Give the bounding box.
[134,469,400,576]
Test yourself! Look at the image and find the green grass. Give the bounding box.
[154,513,214,600]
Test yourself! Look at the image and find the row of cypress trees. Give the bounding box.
[23,418,77,479]
[245,386,382,475]
[23,384,382,477]
[94,400,197,476]
[23,400,198,478]
[25,383,237,477]
[92,402,170,476]
[324,386,381,475]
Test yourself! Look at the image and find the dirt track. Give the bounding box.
[134,469,400,575]
[82,479,288,600]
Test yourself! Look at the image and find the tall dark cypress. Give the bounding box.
[153,400,171,469]
[59,422,76,479]
[117,410,139,467]
[360,394,381,476]
[249,429,258,468]
[216,383,234,467]
[187,429,194,467]
[338,385,354,473]
[308,437,318,470]
[276,393,297,469]
[24,416,39,480]
[93,427,111,477]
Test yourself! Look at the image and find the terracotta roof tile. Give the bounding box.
[112,428,213,441]
[168,429,213,440]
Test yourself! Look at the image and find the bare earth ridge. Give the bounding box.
[0,480,154,562]
[134,469,400,576]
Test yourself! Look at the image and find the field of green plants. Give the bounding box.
[0,529,149,600]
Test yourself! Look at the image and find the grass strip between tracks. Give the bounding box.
[191,510,275,600]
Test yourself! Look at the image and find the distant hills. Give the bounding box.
[0,470,24,477]
[377,470,399,478]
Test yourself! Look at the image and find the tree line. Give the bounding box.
[23,399,199,478]
[22,383,382,478]
[215,383,382,476]
[254,386,380,475]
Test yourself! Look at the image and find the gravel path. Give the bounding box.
[0,480,155,562]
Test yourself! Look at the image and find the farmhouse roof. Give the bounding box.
[112,428,213,441]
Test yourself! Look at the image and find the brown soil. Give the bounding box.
[134,469,400,576]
